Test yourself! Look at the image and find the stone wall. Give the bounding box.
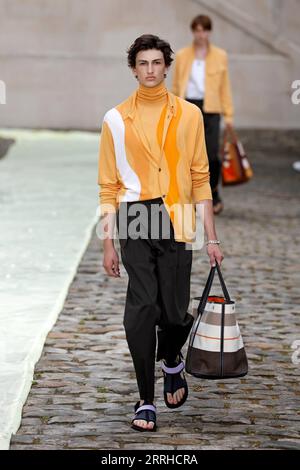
[0,0,299,129]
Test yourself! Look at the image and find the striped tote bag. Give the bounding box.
[186,262,248,379]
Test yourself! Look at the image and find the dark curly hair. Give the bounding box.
[127,34,174,68]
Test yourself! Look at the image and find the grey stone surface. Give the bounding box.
[10,142,300,450]
[0,0,300,129]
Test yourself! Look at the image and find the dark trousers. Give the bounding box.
[116,197,194,402]
[185,98,221,194]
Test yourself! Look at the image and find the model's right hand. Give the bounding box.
[103,245,120,277]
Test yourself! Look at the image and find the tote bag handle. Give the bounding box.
[188,261,231,350]
[197,261,231,316]
[223,126,238,148]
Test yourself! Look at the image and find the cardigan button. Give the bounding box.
[158,168,161,172]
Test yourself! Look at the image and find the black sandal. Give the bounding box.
[131,401,157,432]
[161,352,188,409]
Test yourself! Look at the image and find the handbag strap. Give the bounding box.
[188,261,231,350]
[215,261,231,301]
[188,267,215,348]
[197,261,231,316]
[223,126,238,147]
[197,264,216,315]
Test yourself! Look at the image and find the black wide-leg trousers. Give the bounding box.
[185,98,221,192]
[116,197,194,402]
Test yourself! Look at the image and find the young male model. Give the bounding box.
[172,14,234,215]
[98,34,223,432]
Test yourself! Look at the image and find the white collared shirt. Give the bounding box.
[185,58,205,100]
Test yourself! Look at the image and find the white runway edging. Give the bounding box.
[0,129,100,449]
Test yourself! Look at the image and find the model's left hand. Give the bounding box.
[206,244,224,267]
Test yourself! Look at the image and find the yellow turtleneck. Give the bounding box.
[136,80,168,163]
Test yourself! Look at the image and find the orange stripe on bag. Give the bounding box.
[196,333,241,341]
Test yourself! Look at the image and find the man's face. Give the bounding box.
[133,49,168,87]
[193,24,210,44]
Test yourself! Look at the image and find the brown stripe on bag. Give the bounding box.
[187,346,248,378]
[201,310,237,326]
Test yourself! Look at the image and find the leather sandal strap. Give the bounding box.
[161,360,184,374]
[135,404,156,414]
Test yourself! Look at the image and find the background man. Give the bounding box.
[172,14,234,214]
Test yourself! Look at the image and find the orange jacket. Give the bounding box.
[171,42,234,124]
[97,85,212,243]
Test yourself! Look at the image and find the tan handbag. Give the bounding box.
[221,127,253,186]
[186,262,248,379]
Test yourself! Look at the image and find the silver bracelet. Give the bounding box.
[206,239,221,245]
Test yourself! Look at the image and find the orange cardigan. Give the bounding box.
[98,86,213,243]
[171,42,234,124]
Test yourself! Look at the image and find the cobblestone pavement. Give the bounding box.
[10,141,300,450]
